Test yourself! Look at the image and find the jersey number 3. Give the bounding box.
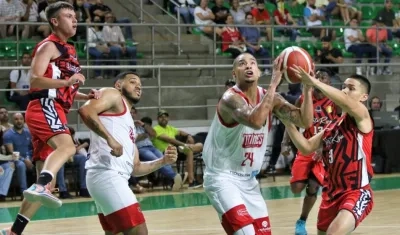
[241,152,254,167]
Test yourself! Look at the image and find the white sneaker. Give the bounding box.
[356,67,362,75]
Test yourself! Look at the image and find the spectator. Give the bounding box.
[221,14,245,59]
[366,17,392,75]
[314,36,343,87]
[194,0,222,36]
[19,0,39,39]
[73,0,90,40]
[274,0,300,41]
[240,13,271,75]
[0,107,13,132]
[344,18,377,76]
[304,0,334,39]
[336,0,351,24]
[8,53,32,111]
[174,0,197,34]
[375,0,399,40]
[316,0,340,21]
[229,0,248,25]
[87,15,109,79]
[0,0,23,38]
[131,108,185,191]
[0,129,16,202]
[3,113,32,196]
[102,12,137,76]
[369,96,383,111]
[152,110,203,188]
[250,0,272,41]
[211,0,229,25]
[37,0,56,38]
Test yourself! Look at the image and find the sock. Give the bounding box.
[36,170,54,186]
[299,216,307,221]
[11,214,30,235]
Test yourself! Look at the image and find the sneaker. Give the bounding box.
[295,219,307,235]
[188,181,202,189]
[0,228,17,235]
[172,174,183,191]
[59,191,74,199]
[356,67,362,75]
[23,184,62,209]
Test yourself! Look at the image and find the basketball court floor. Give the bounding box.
[0,175,399,235]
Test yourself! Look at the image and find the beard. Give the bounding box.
[121,87,140,105]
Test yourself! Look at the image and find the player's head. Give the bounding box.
[114,72,142,105]
[315,68,331,85]
[46,2,77,37]
[342,74,371,103]
[232,53,261,86]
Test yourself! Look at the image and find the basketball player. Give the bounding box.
[202,53,315,235]
[287,69,340,235]
[283,67,374,234]
[1,2,99,235]
[79,72,178,235]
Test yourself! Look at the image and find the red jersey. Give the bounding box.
[29,33,81,113]
[299,94,339,140]
[273,9,289,25]
[221,28,242,52]
[321,114,374,200]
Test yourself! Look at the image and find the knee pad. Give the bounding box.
[233,224,255,235]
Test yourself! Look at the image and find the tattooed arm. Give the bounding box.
[273,93,308,129]
[78,88,123,140]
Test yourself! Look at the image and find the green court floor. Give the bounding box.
[0,176,399,223]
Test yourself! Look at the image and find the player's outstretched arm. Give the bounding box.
[219,56,284,130]
[273,93,307,129]
[78,88,121,141]
[30,42,82,89]
[283,122,323,155]
[298,85,314,128]
[132,145,178,177]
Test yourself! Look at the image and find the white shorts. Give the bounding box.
[203,174,272,235]
[86,169,145,234]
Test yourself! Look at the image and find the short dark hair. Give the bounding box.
[141,117,153,125]
[233,52,255,68]
[46,2,74,29]
[349,74,371,94]
[113,71,140,86]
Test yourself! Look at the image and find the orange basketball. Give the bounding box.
[279,46,313,84]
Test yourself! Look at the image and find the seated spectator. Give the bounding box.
[0,107,13,132]
[250,0,272,41]
[102,12,137,76]
[230,0,248,24]
[344,18,377,76]
[221,14,246,59]
[304,0,334,39]
[336,0,351,24]
[240,13,271,75]
[8,53,32,111]
[87,15,109,79]
[369,96,383,112]
[73,0,90,40]
[366,17,392,75]
[314,36,343,87]
[375,0,399,40]
[152,110,203,188]
[212,0,229,25]
[0,129,17,202]
[274,0,300,41]
[174,0,197,34]
[19,0,39,39]
[316,0,340,20]
[0,0,22,38]
[37,0,55,38]
[342,0,361,22]
[131,108,185,191]
[194,0,222,36]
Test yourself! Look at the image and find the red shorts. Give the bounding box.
[98,203,146,234]
[317,185,374,232]
[26,99,70,161]
[290,153,325,185]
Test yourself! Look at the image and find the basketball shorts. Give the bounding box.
[290,153,325,185]
[86,169,145,234]
[317,185,374,232]
[26,99,70,160]
[204,174,271,235]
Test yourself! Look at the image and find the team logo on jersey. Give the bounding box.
[326,105,333,113]
[315,106,322,113]
[242,133,264,148]
[129,127,135,143]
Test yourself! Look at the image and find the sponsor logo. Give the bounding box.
[242,133,264,148]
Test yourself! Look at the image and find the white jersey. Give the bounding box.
[85,99,137,178]
[203,86,271,180]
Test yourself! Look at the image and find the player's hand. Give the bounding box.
[290,65,317,86]
[313,148,323,161]
[87,89,100,99]
[163,145,178,165]
[271,54,284,85]
[107,137,123,157]
[67,73,86,86]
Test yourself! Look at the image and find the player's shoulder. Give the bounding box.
[98,87,122,97]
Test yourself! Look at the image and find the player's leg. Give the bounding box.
[87,170,147,235]
[23,100,76,208]
[203,176,255,235]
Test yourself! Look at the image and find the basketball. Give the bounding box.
[280,46,313,84]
